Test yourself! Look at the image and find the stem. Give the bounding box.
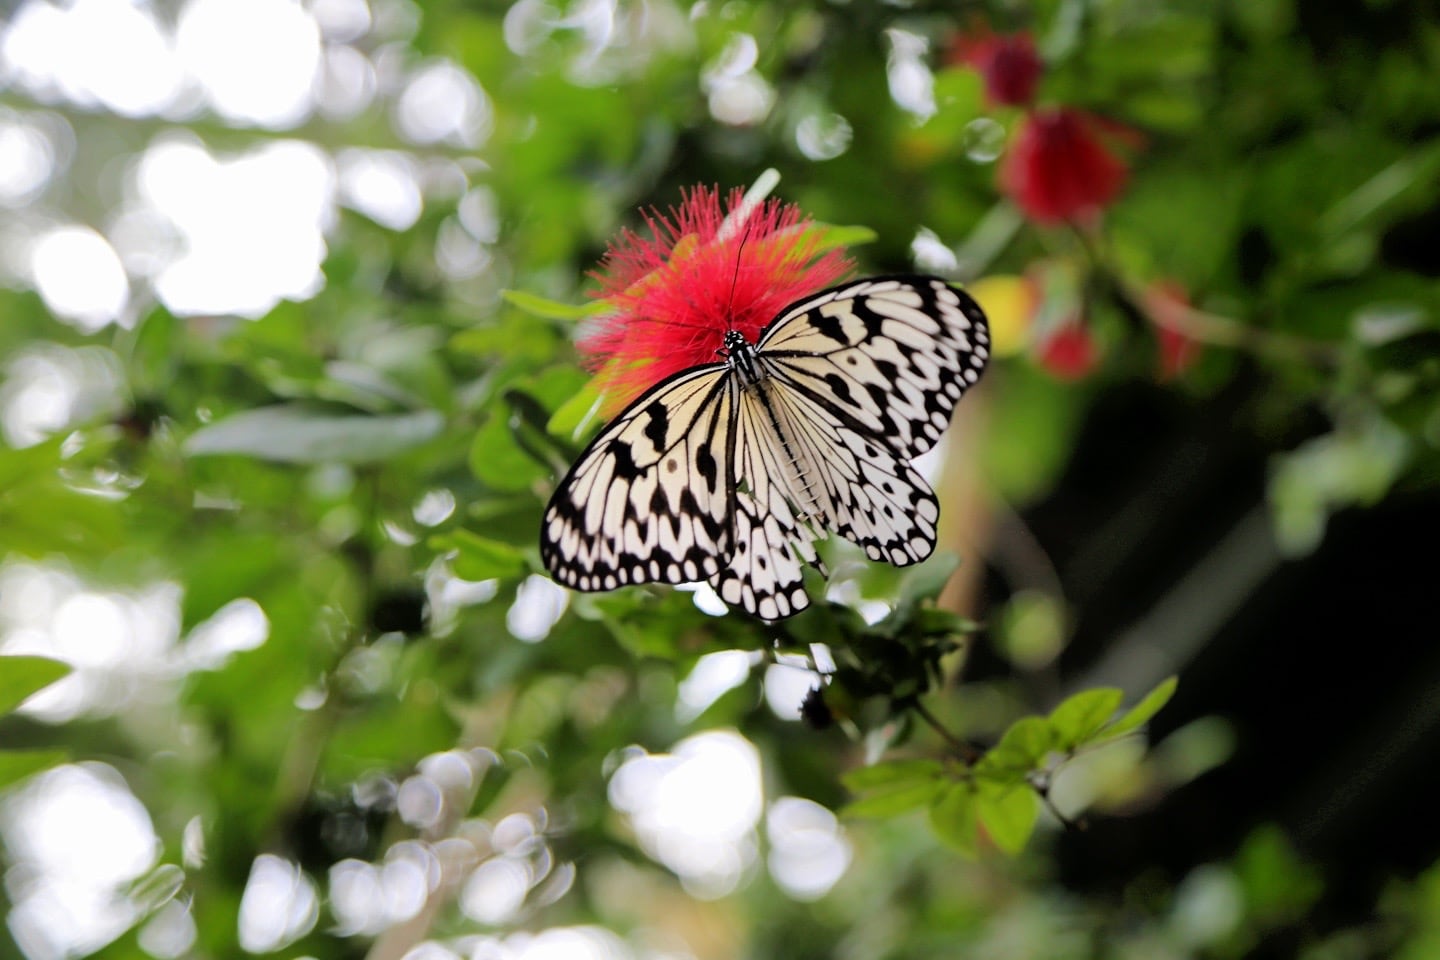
[1032,779,1086,832]
[1066,222,1343,368]
[913,700,983,764]
[1115,281,1343,367]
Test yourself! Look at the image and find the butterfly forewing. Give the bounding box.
[756,276,989,461]
[540,364,735,591]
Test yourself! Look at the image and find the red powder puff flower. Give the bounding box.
[581,186,852,413]
[949,29,1043,107]
[1145,280,1202,380]
[1036,321,1100,381]
[1000,108,1135,225]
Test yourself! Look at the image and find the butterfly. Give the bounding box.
[539,275,990,620]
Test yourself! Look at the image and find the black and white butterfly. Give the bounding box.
[539,275,989,620]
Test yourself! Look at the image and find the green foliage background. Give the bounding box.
[3,0,1440,958]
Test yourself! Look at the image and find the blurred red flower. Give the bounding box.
[582,186,851,413]
[1145,280,1202,379]
[1000,108,1133,225]
[1036,321,1099,380]
[950,29,1043,107]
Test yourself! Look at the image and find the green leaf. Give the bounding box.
[0,750,68,792]
[469,414,548,492]
[976,782,1039,855]
[1103,676,1179,740]
[185,406,443,464]
[0,656,72,715]
[1049,688,1125,751]
[842,779,945,819]
[808,222,879,253]
[929,782,980,856]
[547,380,606,442]
[433,530,527,581]
[841,758,945,791]
[501,289,608,321]
[894,553,961,610]
[997,591,1067,669]
[980,716,1055,776]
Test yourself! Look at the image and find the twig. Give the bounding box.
[912,699,983,764]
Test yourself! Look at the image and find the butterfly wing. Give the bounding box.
[755,275,989,461]
[751,366,941,567]
[707,384,826,621]
[541,274,989,619]
[540,363,736,592]
[739,276,987,569]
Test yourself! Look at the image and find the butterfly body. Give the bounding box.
[540,276,989,620]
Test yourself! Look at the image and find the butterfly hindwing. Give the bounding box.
[756,276,989,461]
[708,383,825,620]
[755,366,940,566]
[540,364,735,591]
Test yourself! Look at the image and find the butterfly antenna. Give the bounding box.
[725,219,753,334]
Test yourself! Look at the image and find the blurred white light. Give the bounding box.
[236,855,319,953]
[436,216,491,280]
[766,796,851,900]
[176,0,321,127]
[1171,864,1244,947]
[183,598,270,670]
[310,0,372,42]
[0,348,79,447]
[419,749,478,794]
[0,564,182,721]
[795,112,852,161]
[0,763,160,960]
[458,187,501,243]
[397,774,445,830]
[678,580,727,617]
[510,926,631,960]
[182,816,206,869]
[961,116,1006,163]
[338,148,422,230]
[0,0,184,116]
[707,72,773,126]
[0,343,125,449]
[137,899,198,959]
[507,575,568,643]
[401,943,461,960]
[107,206,182,278]
[0,117,55,206]
[885,28,935,120]
[137,136,334,317]
[394,60,491,147]
[460,857,531,925]
[503,0,557,55]
[608,730,762,898]
[318,43,377,119]
[676,650,759,723]
[30,225,129,330]
[554,0,617,58]
[762,657,818,721]
[52,593,131,667]
[0,562,76,629]
[329,859,387,936]
[824,576,893,625]
[911,226,958,274]
[414,488,457,526]
[491,812,539,854]
[704,32,757,81]
[379,853,431,924]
